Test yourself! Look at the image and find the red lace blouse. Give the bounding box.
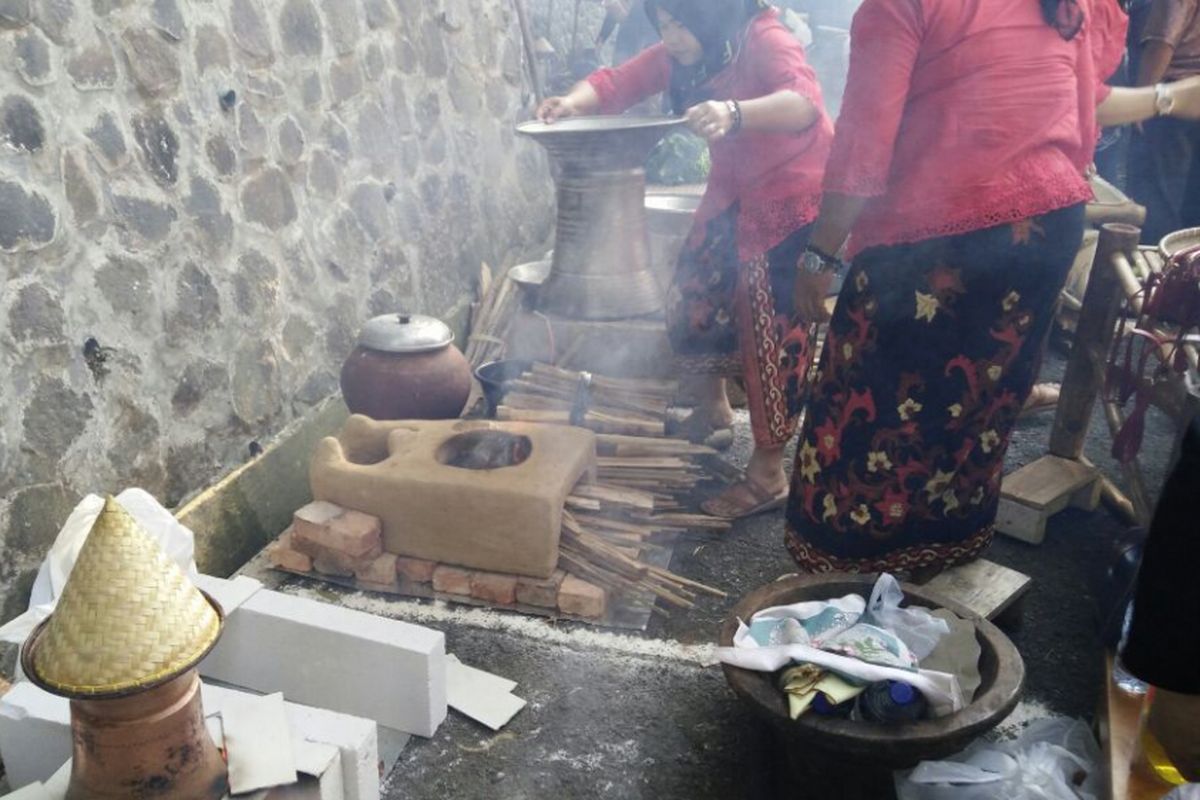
[826,0,1108,255]
[587,10,835,261]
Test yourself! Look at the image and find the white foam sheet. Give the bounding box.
[445,657,526,731]
[220,692,297,794]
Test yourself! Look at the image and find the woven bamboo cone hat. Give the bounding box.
[27,496,222,697]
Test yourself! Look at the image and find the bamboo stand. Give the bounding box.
[998,223,1200,543]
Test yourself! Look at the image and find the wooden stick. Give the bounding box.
[564,495,602,512]
[1050,224,1141,460]
[1101,398,1154,522]
[636,513,732,531]
[597,434,716,457]
[598,456,693,470]
[570,483,656,512]
[645,565,726,598]
[496,406,666,436]
[530,362,677,395]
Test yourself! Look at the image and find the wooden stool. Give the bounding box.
[921,558,1032,628]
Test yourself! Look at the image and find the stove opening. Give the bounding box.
[436,430,533,470]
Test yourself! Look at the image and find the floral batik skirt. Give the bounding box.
[785,204,1085,573]
[665,205,817,447]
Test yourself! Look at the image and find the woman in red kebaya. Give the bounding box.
[537,0,834,518]
[785,0,1200,574]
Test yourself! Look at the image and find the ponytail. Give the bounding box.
[1041,0,1084,40]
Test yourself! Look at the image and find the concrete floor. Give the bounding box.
[0,344,1181,799]
[269,349,1180,800]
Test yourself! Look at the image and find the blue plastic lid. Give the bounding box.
[889,681,918,705]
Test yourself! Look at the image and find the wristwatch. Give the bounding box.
[1155,83,1175,117]
[800,246,844,276]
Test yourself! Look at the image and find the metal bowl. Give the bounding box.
[645,193,702,214]
[474,359,534,417]
[516,115,686,172]
[645,192,701,238]
[1160,227,1200,259]
[508,260,551,289]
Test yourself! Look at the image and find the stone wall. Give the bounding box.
[0,0,554,621]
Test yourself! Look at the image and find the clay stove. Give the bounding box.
[310,416,596,579]
[516,116,684,321]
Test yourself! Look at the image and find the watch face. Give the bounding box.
[1157,86,1174,114]
[802,251,825,274]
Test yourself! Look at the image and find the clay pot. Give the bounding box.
[340,313,471,421]
[63,669,227,800]
[20,594,228,800]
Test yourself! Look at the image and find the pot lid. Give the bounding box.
[357,313,455,354]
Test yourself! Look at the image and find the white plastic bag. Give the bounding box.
[0,489,199,649]
[865,573,950,661]
[895,718,1101,800]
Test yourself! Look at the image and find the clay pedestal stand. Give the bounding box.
[720,574,1025,800]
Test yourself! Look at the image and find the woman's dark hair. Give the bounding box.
[1041,0,1084,40]
[644,0,766,113]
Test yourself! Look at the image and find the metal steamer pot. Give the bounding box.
[339,313,472,420]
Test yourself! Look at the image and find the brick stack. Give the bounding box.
[269,501,397,589]
[270,501,610,620]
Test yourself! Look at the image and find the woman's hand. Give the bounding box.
[793,270,834,324]
[1167,76,1200,120]
[685,100,734,143]
[537,96,579,123]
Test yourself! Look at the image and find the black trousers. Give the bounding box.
[1129,115,1200,245]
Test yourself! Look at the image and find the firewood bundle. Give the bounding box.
[560,452,731,616]
[465,263,521,369]
[559,511,726,614]
[496,363,676,437]
[489,361,733,614]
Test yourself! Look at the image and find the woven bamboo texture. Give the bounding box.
[32,496,221,695]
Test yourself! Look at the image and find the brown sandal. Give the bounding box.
[700,477,788,520]
[668,412,735,450]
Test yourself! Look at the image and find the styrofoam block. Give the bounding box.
[193,573,263,615]
[1,780,53,799]
[290,741,344,800]
[199,589,446,738]
[0,682,71,788]
[202,683,379,800]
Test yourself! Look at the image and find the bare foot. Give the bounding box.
[1021,382,1060,416]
